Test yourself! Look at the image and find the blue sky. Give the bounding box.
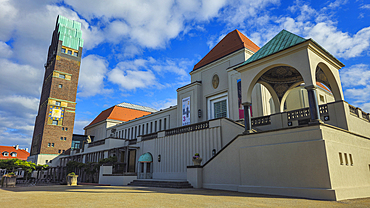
[0,0,370,149]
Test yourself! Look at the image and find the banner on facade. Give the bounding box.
[182,97,190,126]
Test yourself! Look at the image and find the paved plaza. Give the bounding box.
[1,185,370,207]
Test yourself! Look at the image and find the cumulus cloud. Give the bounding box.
[360,4,370,9]
[78,55,111,97]
[340,64,370,110]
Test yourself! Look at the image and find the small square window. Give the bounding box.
[60,137,63,140]
[51,143,54,147]
[62,127,64,130]
[59,74,65,79]
[46,160,48,163]
[61,48,66,53]
[58,150,61,153]
[65,128,68,131]
[58,84,63,88]
[67,50,72,55]
[73,52,78,57]
[55,101,61,106]
[52,120,58,125]
[64,137,66,141]
[48,143,51,147]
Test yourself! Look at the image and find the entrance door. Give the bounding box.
[138,162,152,179]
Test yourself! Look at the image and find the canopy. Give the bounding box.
[138,152,153,163]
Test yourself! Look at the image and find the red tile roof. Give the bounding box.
[193,29,260,71]
[316,82,331,93]
[85,105,153,128]
[0,146,30,160]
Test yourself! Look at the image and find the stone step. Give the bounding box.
[128,180,193,189]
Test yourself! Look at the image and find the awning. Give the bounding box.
[138,152,153,163]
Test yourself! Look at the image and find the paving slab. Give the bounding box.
[1,185,370,208]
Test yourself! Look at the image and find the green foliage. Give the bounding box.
[8,172,15,176]
[194,153,200,156]
[68,172,76,176]
[98,156,117,165]
[66,160,86,174]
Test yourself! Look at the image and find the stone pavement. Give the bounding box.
[1,185,370,207]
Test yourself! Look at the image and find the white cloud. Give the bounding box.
[340,64,370,110]
[360,4,370,9]
[150,98,178,110]
[0,58,43,97]
[78,55,111,97]
[328,0,348,9]
[108,66,158,91]
[73,120,90,134]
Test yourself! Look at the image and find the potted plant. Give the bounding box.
[1,172,16,188]
[192,153,202,166]
[66,172,78,186]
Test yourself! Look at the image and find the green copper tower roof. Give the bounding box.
[57,15,83,50]
[241,30,307,66]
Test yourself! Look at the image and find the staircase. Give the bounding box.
[128,179,193,189]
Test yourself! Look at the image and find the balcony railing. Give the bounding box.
[141,133,158,141]
[88,139,105,148]
[251,115,271,127]
[165,121,209,136]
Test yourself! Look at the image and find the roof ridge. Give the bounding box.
[193,29,260,71]
[241,29,307,66]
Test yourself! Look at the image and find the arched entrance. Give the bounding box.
[138,152,153,179]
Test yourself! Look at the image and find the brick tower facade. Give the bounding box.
[29,15,83,164]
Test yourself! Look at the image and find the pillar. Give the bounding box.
[305,85,322,123]
[243,102,253,134]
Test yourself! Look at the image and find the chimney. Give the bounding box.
[25,148,29,152]
[15,145,19,150]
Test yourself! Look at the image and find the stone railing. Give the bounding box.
[251,115,271,127]
[142,133,158,141]
[88,139,105,148]
[348,104,357,115]
[286,104,329,122]
[129,139,137,145]
[361,110,370,122]
[165,121,209,136]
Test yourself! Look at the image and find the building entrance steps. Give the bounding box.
[128,179,193,189]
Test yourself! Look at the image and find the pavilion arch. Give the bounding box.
[256,80,280,114]
[315,62,344,101]
[245,64,311,113]
[279,81,305,112]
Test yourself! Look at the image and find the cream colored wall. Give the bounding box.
[136,118,244,180]
[85,119,122,141]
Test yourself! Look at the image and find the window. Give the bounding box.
[52,120,58,125]
[58,84,63,88]
[159,120,162,131]
[73,52,78,57]
[65,127,68,131]
[138,126,141,136]
[62,127,64,130]
[58,150,61,153]
[214,100,227,118]
[146,123,148,134]
[208,93,228,119]
[67,50,72,55]
[135,126,137,138]
[61,48,66,53]
[2,151,9,156]
[319,95,325,103]
[339,152,343,165]
[60,137,63,141]
[125,129,127,138]
[164,118,167,130]
[51,143,54,147]
[46,160,48,163]
[131,127,134,139]
[150,122,153,133]
[55,101,61,106]
[10,152,17,157]
[48,143,51,147]
[59,74,65,79]
[142,124,145,135]
[64,137,66,141]
[155,121,157,132]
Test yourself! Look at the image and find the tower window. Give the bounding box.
[51,143,54,147]
[55,101,61,106]
[59,74,65,79]
[58,150,61,153]
[64,137,66,141]
[48,143,51,147]
[65,127,68,131]
[52,120,58,125]
[74,52,78,57]
[60,137,63,140]
[67,50,72,55]
[58,84,63,88]
[61,48,66,53]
